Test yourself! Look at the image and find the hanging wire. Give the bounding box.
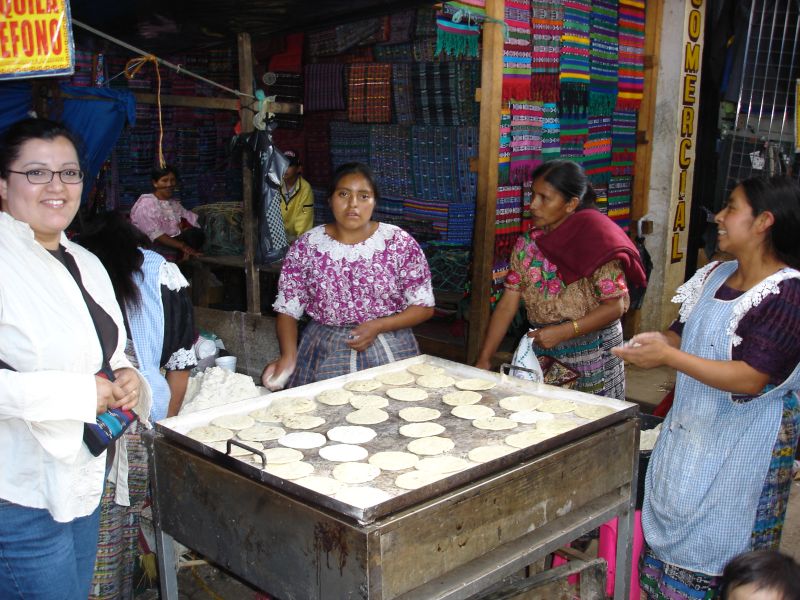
[72,19,255,100]
[125,55,166,168]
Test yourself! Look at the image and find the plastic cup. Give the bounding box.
[215,356,237,372]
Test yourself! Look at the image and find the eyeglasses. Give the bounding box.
[7,169,84,185]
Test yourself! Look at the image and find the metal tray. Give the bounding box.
[156,355,638,524]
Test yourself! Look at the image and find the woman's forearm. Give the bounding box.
[372,305,434,334]
[165,369,190,418]
[572,296,626,336]
[276,313,300,360]
[663,347,771,395]
[476,290,521,365]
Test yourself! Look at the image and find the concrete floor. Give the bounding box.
[142,364,800,599]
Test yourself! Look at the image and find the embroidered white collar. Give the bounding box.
[306,222,395,262]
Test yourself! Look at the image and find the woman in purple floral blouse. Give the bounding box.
[476,160,647,399]
[262,163,435,389]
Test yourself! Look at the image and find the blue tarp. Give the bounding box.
[0,82,34,133]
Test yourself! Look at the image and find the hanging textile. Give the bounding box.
[370,125,414,198]
[499,108,512,185]
[58,85,137,204]
[348,63,393,123]
[584,114,613,188]
[502,0,532,101]
[559,0,591,112]
[509,100,544,183]
[391,63,415,125]
[530,0,562,102]
[588,0,619,115]
[611,109,638,176]
[608,174,632,231]
[541,102,561,163]
[616,0,646,110]
[329,122,371,169]
[268,33,304,73]
[435,1,485,59]
[304,64,346,111]
[388,10,416,43]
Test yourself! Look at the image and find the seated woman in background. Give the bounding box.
[79,211,197,599]
[262,162,435,390]
[476,160,646,399]
[130,164,204,260]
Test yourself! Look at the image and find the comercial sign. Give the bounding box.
[0,0,74,80]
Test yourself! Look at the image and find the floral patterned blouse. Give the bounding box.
[130,193,199,241]
[504,229,630,324]
[273,223,435,326]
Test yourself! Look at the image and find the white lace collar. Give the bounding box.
[306,222,396,262]
[673,260,800,346]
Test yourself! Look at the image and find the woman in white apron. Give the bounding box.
[615,175,800,598]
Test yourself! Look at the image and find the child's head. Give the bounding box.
[719,550,800,600]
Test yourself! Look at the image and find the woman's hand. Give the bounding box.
[527,323,571,349]
[261,355,296,391]
[612,332,673,368]
[95,376,127,415]
[346,320,383,352]
[180,243,202,259]
[474,358,492,371]
[110,367,141,410]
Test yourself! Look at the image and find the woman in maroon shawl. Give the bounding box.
[476,160,647,399]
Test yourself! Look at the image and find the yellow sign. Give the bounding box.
[0,0,74,80]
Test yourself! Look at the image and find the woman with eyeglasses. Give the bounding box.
[0,118,148,598]
[262,162,435,389]
[130,164,204,260]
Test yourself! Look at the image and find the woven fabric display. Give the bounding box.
[496,185,524,237]
[374,43,415,63]
[559,0,591,112]
[502,0,532,101]
[611,109,637,176]
[499,108,512,185]
[415,5,439,38]
[410,126,476,203]
[584,114,613,188]
[457,126,479,201]
[348,63,392,123]
[388,10,416,43]
[608,174,632,230]
[446,202,476,244]
[456,61,482,126]
[329,122,371,170]
[312,186,332,226]
[412,63,478,126]
[392,63,415,125]
[425,244,470,293]
[559,108,588,164]
[541,102,561,163]
[436,1,485,59]
[509,101,544,183]
[374,195,405,228]
[304,64,346,111]
[616,0,646,110]
[307,18,383,57]
[589,0,619,115]
[369,125,415,198]
[303,113,333,187]
[530,0,562,102]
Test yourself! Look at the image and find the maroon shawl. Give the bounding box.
[536,209,647,288]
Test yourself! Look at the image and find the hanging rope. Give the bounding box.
[125,54,166,168]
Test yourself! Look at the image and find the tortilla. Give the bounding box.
[263,461,314,480]
[270,396,317,414]
[415,456,470,474]
[537,399,576,414]
[505,430,553,448]
[186,425,232,443]
[332,462,381,484]
[237,424,286,442]
[441,390,482,406]
[398,422,445,438]
[386,387,429,402]
[415,374,455,389]
[454,378,496,391]
[499,395,544,412]
[345,408,389,425]
[472,416,518,431]
[349,394,389,409]
[210,414,255,431]
[407,436,454,456]
[467,445,515,463]
[262,447,304,464]
[316,389,353,406]
[326,425,377,445]
[282,414,326,430]
[343,379,382,392]
[319,444,369,462]
[295,476,343,496]
[573,403,616,420]
[376,371,416,386]
[509,410,554,425]
[398,407,441,422]
[394,470,444,490]
[451,405,495,420]
[278,432,327,449]
[368,451,419,471]
[406,363,445,376]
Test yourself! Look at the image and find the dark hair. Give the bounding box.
[719,550,800,600]
[0,118,82,177]
[531,160,597,210]
[78,211,150,308]
[328,162,380,202]
[738,175,800,269]
[151,164,178,182]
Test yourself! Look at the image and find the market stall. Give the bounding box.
[147,355,639,599]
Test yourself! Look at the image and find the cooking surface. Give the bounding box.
[157,355,637,523]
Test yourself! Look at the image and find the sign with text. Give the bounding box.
[0,0,74,80]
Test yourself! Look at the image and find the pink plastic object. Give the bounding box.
[598,511,645,599]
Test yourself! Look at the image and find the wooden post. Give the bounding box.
[238,32,260,314]
[466,0,505,365]
[624,1,663,339]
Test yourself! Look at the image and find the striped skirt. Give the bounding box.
[532,319,625,400]
[287,320,421,388]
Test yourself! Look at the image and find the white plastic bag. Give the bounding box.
[509,330,544,383]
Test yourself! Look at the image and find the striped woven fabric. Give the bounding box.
[584,114,613,188]
[413,62,480,126]
[530,0,562,102]
[608,174,632,231]
[611,109,638,176]
[496,185,524,237]
[374,43,415,63]
[348,63,393,123]
[559,0,591,112]
[304,64,345,111]
[307,19,383,57]
[329,121,371,170]
[388,9,416,43]
[456,126,479,200]
[436,17,481,58]
[415,5,439,38]
[589,0,619,115]
[509,100,544,183]
[616,0,646,110]
[392,63,415,125]
[541,102,561,163]
[503,0,532,100]
[446,202,476,244]
[499,108,512,185]
[303,113,333,187]
[369,125,415,198]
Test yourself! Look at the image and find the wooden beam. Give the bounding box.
[238,32,260,315]
[466,0,505,365]
[133,92,303,116]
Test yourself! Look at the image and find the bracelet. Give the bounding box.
[571,320,581,336]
